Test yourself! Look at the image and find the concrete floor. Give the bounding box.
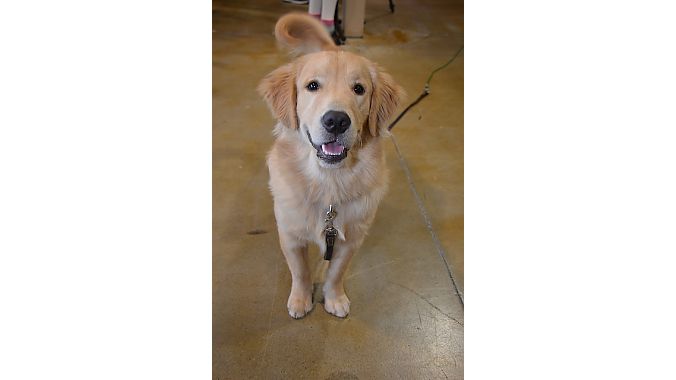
[213,0,463,378]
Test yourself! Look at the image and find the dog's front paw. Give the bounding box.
[287,293,313,319]
[323,293,350,318]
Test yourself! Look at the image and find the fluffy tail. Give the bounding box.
[274,13,338,55]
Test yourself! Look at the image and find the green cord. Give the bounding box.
[425,46,464,89]
[387,45,464,131]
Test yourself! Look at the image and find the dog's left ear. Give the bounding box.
[368,65,405,137]
[257,63,298,129]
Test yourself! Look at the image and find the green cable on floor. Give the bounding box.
[387,46,464,131]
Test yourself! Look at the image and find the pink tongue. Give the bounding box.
[322,142,344,155]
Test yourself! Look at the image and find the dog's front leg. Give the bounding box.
[323,242,358,318]
[278,231,314,319]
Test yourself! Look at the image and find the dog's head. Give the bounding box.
[258,13,405,168]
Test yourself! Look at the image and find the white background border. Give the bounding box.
[466,0,676,378]
[0,1,211,378]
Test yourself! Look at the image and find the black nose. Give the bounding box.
[321,111,351,134]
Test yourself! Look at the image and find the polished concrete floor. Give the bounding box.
[213,0,463,378]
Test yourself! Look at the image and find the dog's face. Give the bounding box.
[259,51,403,168]
[296,51,372,167]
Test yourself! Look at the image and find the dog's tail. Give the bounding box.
[275,13,338,55]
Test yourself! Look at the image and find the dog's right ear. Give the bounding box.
[257,63,298,129]
[275,13,338,55]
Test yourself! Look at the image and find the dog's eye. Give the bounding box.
[353,84,365,95]
[306,81,320,92]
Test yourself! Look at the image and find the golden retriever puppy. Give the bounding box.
[258,13,404,318]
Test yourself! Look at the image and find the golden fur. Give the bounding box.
[258,13,405,318]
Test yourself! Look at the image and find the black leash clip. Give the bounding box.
[324,226,337,261]
[324,205,337,260]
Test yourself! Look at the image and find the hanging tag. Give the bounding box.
[324,226,337,260]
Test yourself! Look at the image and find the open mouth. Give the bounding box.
[306,131,348,163]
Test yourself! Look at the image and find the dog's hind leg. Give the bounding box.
[278,231,314,319]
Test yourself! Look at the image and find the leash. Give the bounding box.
[387,46,464,131]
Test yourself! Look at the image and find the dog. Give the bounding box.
[258,13,405,318]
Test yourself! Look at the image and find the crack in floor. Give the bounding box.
[391,282,464,326]
[390,132,464,306]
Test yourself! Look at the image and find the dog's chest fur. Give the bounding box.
[267,129,389,246]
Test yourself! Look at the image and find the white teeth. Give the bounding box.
[321,144,344,155]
